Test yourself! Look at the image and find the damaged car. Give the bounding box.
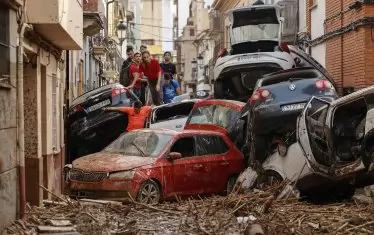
[64,129,245,203]
[247,67,338,164]
[184,99,247,154]
[237,85,374,198]
[213,4,296,101]
[68,84,138,162]
[147,99,199,131]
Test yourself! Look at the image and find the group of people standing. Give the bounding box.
[120,45,182,106]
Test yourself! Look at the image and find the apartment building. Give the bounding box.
[140,0,163,54]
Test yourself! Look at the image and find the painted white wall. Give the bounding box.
[298,0,306,32]
[162,0,173,51]
[310,0,326,67]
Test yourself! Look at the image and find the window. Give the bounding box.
[189,28,195,37]
[196,136,229,156]
[52,74,58,149]
[188,105,241,129]
[170,137,195,158]
[0,5,9,77]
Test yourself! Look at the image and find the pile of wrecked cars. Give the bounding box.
[64,2,374,204]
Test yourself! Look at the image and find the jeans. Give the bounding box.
[148,78,164,106]
[133,87,141,99]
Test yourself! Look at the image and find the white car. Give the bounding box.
[213,4,296,102]
[237,85,374,198]
[147,99,200,131]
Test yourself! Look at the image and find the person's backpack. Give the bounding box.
[119,60,132,86]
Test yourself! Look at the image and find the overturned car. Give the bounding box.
[237,86,374,198]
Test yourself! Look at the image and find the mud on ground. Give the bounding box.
[4,183,374,235]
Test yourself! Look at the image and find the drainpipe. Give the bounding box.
[17,22,32,219]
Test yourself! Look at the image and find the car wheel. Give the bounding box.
[136,179,161,204]
[226,175,238,195]
[255,170,283,189]
[214,80,224,99]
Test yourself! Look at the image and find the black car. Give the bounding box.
[67,83,138,162]
[246,67,339,163]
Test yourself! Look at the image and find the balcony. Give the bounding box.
[26,0,83,50]
[92,35,107,56]
[83,0,104,36]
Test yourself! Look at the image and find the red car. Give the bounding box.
[64,129,244,204]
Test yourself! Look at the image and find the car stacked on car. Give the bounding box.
[65,2,374,203]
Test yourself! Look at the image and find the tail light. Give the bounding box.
[279,43,290,54]
[217,48,228,59]
[316,80,334,90]
[112,87,127,97]
[250,89,271,104]
[69,104,83,115]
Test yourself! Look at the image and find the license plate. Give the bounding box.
[88,99,111,112]
[237,55,259,62]
[281,103,306,112]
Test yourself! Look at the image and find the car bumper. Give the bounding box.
[64,178,139,201]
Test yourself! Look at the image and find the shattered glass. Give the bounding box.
[103,131,173,157]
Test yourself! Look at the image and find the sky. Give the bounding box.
[163,0,214,51]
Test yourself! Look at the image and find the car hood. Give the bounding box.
[72,153,156,172]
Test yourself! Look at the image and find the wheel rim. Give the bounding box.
[138,182,159,204]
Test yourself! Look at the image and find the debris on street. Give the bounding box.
[4,183,374,235]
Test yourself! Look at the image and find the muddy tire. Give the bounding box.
[226,175,238,195]
[136,179,161,204]
[255,170,283,189]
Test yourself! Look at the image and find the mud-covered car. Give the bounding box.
[237,86,374,198]
[247,67,338,163]
[64,129,245,203]
[147,99,199,131]
[213,4,296,102]
[68,84,138,162]
[184,99,247,154]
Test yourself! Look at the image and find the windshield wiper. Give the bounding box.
[131,142,146,157]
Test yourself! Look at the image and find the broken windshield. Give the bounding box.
[103,131,173,157]
[188,105,240,129]
[231,24,279,44]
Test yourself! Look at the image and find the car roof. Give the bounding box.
[135,128,225,136]
[194,99,245,110]
[153,99,200,109]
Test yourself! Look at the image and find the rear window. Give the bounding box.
[152,102,195,123]
[261,70,322,86]
[188,105,241,129]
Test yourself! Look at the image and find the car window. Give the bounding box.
[261,70,321,86]
[103,131,173,157]
[170,137,195,158]
[188,105,240,129]
[196,136,229,156]
[152,102,195,123]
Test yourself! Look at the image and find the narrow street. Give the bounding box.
[1,0,374,234]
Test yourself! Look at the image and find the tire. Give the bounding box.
[214,80,224,99]
[255,170,283,189]
[226,175,238,195]
[136,179,161,204]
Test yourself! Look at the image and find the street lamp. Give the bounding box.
[197,54,203,68]
[116,20,127,45]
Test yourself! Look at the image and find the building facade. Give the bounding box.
[140,0,163,52]
[0,0,83,231]
[306,0,374,94]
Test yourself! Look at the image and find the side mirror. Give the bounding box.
[167,152,182,160]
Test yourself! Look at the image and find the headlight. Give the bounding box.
[108,170,135,180]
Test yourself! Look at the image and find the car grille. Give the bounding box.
[69,169,108,182]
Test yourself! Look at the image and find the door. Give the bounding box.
[168,136,210,196]
[195,135,233,194]
[298,97,335,174]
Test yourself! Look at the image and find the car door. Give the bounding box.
[299,86,374,176]
[167,136,210,196]
[195,135,236,194]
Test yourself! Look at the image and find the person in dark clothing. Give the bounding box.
[119,46,135,86]
[160,51,177,81]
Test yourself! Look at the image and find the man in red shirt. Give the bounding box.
[104,101,152,132]
[139,50,163,105]
[127,52,145,99]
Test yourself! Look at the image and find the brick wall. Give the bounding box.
[308,0,374,93]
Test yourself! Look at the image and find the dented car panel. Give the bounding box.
[237,85,374,195]
[64,129,244,201]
